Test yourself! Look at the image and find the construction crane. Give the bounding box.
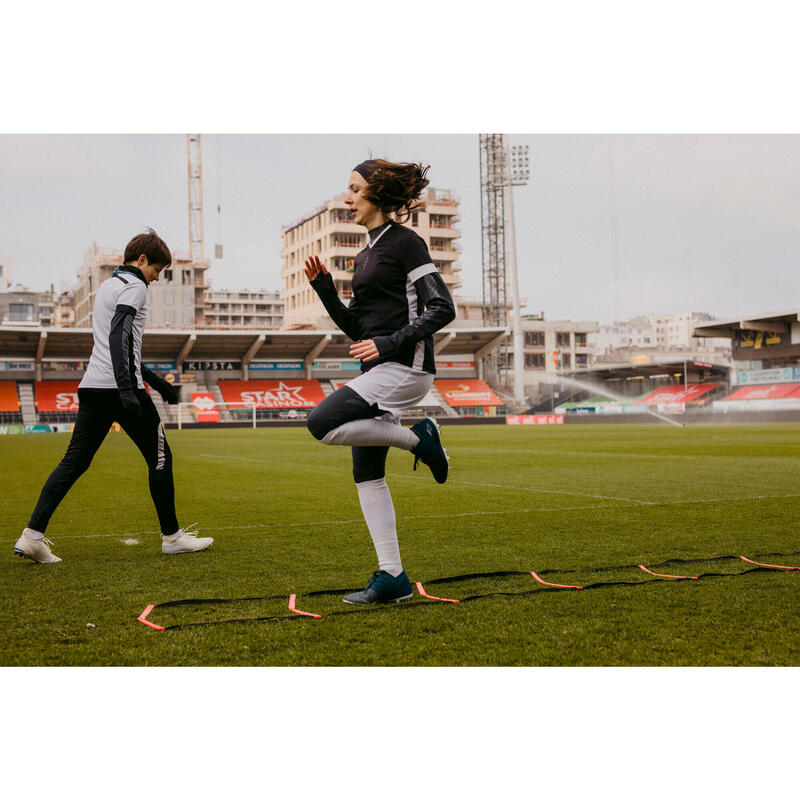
[187,134,204,262]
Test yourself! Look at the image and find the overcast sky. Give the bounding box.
[2,133,798,325]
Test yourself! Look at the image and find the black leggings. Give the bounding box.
[306,385,391,483]
[28,387,179,535]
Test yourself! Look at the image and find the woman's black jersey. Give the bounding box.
[311,220,456,374]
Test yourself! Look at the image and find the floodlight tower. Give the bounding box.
[506,144,530,406]
[187,134,204,262]
[479,134,508,330]
[479,134,509,386]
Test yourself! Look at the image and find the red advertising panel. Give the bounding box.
[0,382,20,412]
[190,392,221,422]
[635,383,719,406]
[35,381,80,412]
[727,383,800,401]
[434,379,503,407]
[218,379,326,409]
[507,414,564,425]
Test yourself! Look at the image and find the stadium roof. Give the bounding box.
[693,310,799,338]
[0,325,509,366]
[561,359,730,382]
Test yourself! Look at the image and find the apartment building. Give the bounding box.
[0,284,56,327]
[520,317,598,371]
[204,289,283,329]
[280,188,463,329]
[74,244,209,329]
[594,312,730,358]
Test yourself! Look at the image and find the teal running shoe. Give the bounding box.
[410,416,449,483]
[343,569,414,604]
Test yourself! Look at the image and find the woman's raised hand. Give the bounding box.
[303,255,328,282]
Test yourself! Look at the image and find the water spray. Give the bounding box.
[555,375,685,428]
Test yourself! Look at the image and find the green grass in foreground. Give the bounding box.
[2,423,800,666]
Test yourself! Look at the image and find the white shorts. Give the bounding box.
[346,362,434,416]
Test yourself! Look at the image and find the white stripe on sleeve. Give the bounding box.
[407,263,437,284]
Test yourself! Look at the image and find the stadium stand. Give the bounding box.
[217,379,327,421]
[1,325,511,429]
[34,380,80,423]
[190,391,221,422]
[16,382,38,425]
[635,383,721,408]
[0,381,22,423]
[724,383,800,401]
[713,383,800,412]
[434,379,506,417]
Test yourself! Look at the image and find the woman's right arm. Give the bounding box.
[304,255,361,341]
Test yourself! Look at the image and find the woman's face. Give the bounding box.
[345,170,380,227]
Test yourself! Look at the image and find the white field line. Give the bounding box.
[55,503,621,540]
[52,492,800,542]
[196,452,654,505]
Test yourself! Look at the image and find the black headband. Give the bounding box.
[353,160,379,181]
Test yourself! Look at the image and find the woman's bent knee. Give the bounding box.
[306,407,330,441]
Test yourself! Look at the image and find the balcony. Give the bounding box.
[430,247,459,260]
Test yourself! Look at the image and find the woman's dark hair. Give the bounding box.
[123,227,172,268]
[358,159,430,223]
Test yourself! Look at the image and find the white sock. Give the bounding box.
[25,527,44,541]
[321,417,419,450]
[356,478,403,576]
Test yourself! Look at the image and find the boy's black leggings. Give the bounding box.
[28,388,179,535]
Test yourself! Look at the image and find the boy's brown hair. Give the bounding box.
[123,228,172,268]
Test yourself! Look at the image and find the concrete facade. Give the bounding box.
[0,285,55,327]
[204,289,283,329]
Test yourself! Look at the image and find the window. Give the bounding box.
[165,290,174,305]
[556,332,571,347]
[525,331,544,347]
[183,308,193,324]
[561,353,571,368]
[334,234,363,247]
[164,309,174,324]
[576,354,588,368]
[575,332,587,347]
[9,303,34,321]
[525,353,545,369]
[411,212,418,227]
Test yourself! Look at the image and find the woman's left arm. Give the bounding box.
[370,247,456,359]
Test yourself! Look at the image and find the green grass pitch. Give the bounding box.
[3,422,800,666]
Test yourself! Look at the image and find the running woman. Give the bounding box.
[13,229,212,563]
[305,158,455,604]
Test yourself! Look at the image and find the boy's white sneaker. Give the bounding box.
[14,529,62,564]
[161,524,213,554]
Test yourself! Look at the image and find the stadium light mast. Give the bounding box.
[506,144,530,407]
[479,134,508,384]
